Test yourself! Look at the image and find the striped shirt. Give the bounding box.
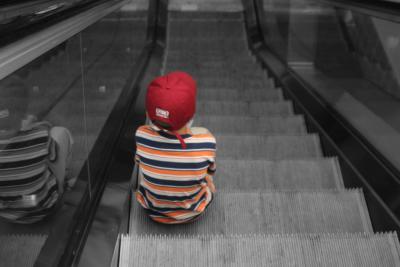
[135,124,217,224]
[0,122,60,223]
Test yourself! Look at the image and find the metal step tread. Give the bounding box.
[120,233,400,267]
[214,158,344,190]
[197,100,293,116]
[194,115,306,134]
[197,88,281,101]
[216,134,323,159]
[129,189,372,235]
[0,234,47,267]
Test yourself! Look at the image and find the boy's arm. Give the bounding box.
[134,154,140,164]
[207,161,216,175]
[207,136,217,193]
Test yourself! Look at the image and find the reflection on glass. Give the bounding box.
[0,1,149,265]
[77,3,149,266]
[80,7,148,186]
[262,0,291,59]
[0,73,74,223]
[260,0,400,170]
[0,36,88,265]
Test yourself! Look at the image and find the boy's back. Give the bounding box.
[134,71,217,224]
[135,124,216,224]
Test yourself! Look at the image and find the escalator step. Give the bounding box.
[129,190,372,235]
[194,115,306,134]
[189,74,270,83]
[168,11,244,20]
[163,68,266,77]
[0,235,47,267]
[120,233,400,267]
[166,63,260,71]
[197,101,293,116]
[165,67,263,75]
[214,158,344,190]
[197,79,270,88]
[197,88,281,101]
[216,134,322,159]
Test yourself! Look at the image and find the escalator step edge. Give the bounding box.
[129,189,373,235]
[119,232,400,267]
[0,235,47,267]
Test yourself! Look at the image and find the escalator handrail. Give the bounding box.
[0,0,68,20]
[0,0,128,82]
[318,0,400,23]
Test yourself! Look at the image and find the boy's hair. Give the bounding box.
[153,120,172,130]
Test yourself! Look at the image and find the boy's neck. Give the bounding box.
[175,125,191,135]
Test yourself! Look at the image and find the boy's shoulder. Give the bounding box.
[190,127,210,135]
[136,125,155,136]
[190,127,216,142]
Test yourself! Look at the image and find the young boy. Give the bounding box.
[0,75,73,223]
[135,71,217,224]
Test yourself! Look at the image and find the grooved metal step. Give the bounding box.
[216,134,323,159]
[214,158,344,190]
[163,68,267,77]
[129,190,372,235]
[120,233,400,267]
[197,88,281,101]
[0,235,47,267]
[166,64,261,73]
[194,115,306,134]
[197,79,270,89]
[122,10,395,267]
[197,100,293,116]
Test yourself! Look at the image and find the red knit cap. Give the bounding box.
[146,71,197,148]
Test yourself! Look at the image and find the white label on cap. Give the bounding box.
[156,108,169,119]
[0,109,9,119]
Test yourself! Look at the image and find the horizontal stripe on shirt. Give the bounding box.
[0,155,47,170]
[140,187,209,212]
[135,125,216,224]
[136,136,216,150]
[140,185,202,201]
[139,156,210,170]
[0,123,60,223]
[143,172,206,187]
[0,136,49,151]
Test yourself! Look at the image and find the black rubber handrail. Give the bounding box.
[0,0,118,47]
[0,0,53,7]
[318,0,400,23]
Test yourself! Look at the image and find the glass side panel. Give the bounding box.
[260,0,400,171]
[261,0,291,60]
[80,2,148,193]
[77,2,149,265]
[0,1,148,266]
[0,34,89,265]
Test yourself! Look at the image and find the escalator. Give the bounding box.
[1,0,400,266]
[118,10,400,266]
